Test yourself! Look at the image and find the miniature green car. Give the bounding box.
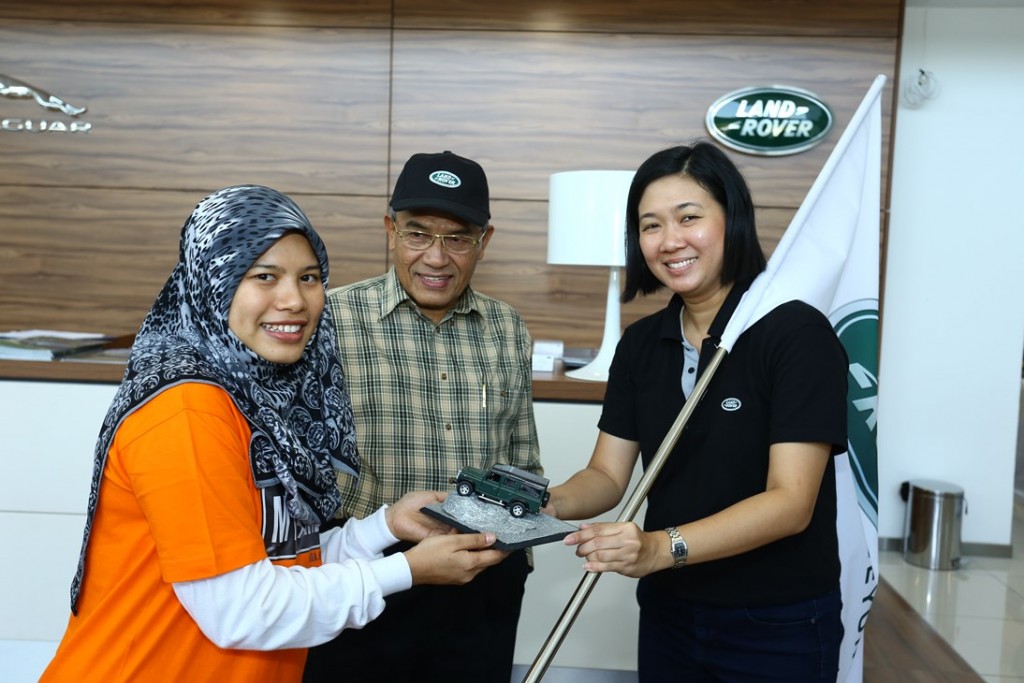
[452,463,550,518]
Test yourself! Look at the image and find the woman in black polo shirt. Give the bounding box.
[549,142,848,682]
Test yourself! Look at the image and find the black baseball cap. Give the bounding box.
[390,151,491,227]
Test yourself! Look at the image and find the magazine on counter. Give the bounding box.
[0,330,129,362]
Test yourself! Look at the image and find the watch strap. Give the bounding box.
[665,526,687,568]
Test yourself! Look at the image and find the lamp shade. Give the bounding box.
[546,169,635,382]
[547,170,634,267]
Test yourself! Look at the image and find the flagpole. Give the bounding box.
[522,346,728,682]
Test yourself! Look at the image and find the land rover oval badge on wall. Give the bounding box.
[705,86,833,156]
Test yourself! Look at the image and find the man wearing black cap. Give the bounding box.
[304,151,543,683]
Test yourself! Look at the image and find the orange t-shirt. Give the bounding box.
[41,383,323,682]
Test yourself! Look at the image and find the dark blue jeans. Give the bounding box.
[636,579,843,682]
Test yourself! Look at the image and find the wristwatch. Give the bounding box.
[665,526,688,568]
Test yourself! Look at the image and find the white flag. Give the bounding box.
[720,75,885,683]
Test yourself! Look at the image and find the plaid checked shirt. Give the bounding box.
[326,268,542,521]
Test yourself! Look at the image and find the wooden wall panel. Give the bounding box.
[293,195,390,293]
[393,0,901,37]
[0,0,900,36]
[0,24,391,194]
[0,1,392,27]
[0,0,903,355]
[385,28,895,347]
[469,200,667,349]
[389,31,895,207]
[0,187,386,335]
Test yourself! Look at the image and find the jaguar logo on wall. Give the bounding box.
[0,73,92,133]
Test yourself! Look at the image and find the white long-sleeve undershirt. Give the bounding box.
[172,506,411,650]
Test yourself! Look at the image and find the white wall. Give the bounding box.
[878,5,1024,545]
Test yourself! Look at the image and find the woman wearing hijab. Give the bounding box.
[41,186,504,682]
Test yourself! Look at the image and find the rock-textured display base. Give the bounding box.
[421,494,578,551]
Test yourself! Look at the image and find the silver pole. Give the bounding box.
[522,346,728,682]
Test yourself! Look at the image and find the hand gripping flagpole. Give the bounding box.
[523,74,887,682]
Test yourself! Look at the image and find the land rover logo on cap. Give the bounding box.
[429,170,462,188]
[705,85,832,156]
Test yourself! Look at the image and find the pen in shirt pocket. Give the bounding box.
[481,383,487,410]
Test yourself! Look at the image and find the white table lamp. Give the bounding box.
[547,170,635,381]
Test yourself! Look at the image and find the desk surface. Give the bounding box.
[0,358,606,403]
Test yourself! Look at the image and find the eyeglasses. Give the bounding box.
[394,229,483,255]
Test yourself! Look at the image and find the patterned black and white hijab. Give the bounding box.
[71,185,358,613]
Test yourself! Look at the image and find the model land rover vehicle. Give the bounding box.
[452,463,551,518]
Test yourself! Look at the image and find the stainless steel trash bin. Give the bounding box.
[902,479,965,570]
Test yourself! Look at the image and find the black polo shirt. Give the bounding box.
[600,283,847,606]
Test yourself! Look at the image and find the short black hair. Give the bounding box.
[621,142,767,303]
